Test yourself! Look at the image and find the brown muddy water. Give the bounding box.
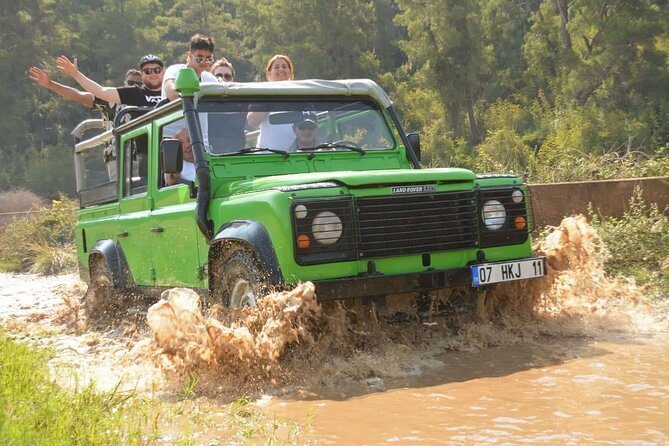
[1,215,668,444]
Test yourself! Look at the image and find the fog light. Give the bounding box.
[312,211,343,245]
[297,234,310,248]
[482,200,506,230]
[514,216,527,229]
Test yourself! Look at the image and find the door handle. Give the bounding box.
[150,227,164,233]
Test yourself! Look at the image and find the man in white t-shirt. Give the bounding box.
[165,128,196,186]
[162,33,218,101]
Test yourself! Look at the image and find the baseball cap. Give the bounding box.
[296,111,318,125]
[139,54,163,68]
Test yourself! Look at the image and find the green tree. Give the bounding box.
[237,0,380,80]
[396,0,487,143]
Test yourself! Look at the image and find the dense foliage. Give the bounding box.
[590,188,669,297]
[1,0,667,198]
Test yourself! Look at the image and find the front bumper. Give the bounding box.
[312,267,471,301]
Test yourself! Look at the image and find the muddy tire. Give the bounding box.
[217,250,267,308]
[84,258,117,324]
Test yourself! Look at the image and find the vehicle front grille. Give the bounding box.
[356,191,478,258]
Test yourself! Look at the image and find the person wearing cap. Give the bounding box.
[56,53,164,108]
[162,34,218,101]
[290,111,320,151]
[28,65,142,125]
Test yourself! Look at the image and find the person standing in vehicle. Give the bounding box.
[165,128,196,186]
[56,54,164,108]
[247,54,296,150]
[162,34,218,101]
[210,57,235,82]
[28,66,143,125]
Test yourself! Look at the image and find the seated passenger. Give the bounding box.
[165,128,196,186]
[290,112,321,151]
[247,55,295,150]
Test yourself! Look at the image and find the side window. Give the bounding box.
[123,133,149,197]
[158,118,186,189]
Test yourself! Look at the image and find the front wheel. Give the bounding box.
[218,250,267,308]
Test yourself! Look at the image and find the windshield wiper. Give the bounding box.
[297,141,366,155]
[223,146,290,158]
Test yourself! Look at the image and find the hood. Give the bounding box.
[227,168,476,195]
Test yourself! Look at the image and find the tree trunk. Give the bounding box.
[466,94,480,145]
[556,0,572,51]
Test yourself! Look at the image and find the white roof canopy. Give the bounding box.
[194,79,393,109]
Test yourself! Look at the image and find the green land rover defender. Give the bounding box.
[72,68,545,318]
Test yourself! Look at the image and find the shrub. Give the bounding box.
[0,195,78,274]
[589,187,669,297]
[0,189,46,227]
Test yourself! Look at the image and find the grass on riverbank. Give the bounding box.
[0,330,307,445]
[0,330,152,445]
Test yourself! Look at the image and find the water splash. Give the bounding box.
[143,215,665,393]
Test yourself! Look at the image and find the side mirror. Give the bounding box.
[406,132,421,162]
[161,139,183,174]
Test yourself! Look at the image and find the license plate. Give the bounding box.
[471,257,546,286]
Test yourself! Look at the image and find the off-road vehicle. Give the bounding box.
[72,69,545,318]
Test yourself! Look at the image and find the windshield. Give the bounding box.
[197,99,396,155]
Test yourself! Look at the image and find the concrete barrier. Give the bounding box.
[528,176,669,229]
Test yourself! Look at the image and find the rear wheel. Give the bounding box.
[217,250,267,308]
[84,258,116,324]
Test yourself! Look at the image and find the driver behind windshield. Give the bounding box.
[290,111,320,151]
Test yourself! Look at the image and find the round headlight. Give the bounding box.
[312,211,343,245]
[511,189,524,203]
[482,200,506,230]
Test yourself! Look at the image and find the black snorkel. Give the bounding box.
[175,68,213,241]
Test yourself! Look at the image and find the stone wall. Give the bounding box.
[527,176,669,229]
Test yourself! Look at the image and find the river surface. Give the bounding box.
[265,332,669,445]
[1,217,668,444]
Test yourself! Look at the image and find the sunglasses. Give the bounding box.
[194,55,215,64]
[297,122,317,131]
[125,80,143,87]
[215,73,233,81]
[142,67,162,75]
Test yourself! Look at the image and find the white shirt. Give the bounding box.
[257,115,295,150]
[181,160,196,181]
[161,64,217,100]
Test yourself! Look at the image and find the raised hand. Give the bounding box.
[28,66,51,87]
[56,55,79,78]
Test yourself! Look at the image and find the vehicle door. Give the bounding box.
[148,116,205,288]
[117,126,154,285]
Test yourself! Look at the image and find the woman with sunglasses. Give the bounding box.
[247,54,296,150]
[210,58,235,83]
[162,34,218,101]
